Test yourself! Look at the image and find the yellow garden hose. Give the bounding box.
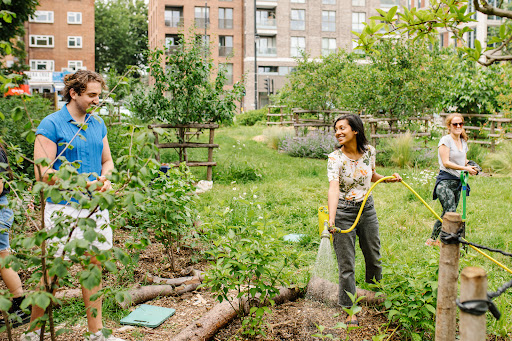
[329,176,512,275]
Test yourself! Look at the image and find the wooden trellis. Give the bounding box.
[148,123,219,181]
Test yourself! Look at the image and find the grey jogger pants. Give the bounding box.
[333,196,382,307]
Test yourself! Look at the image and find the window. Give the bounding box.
[67,12,82,24]
[380,0,400,7]
[68,36,82,48]
[487,0,501,20]
[291,0,305,3]
[29,11,54,23]
[257,36,277,56]
[221,63,234,85]
[195,35,210,54]
[468,29,477,49]
[30,60,54,71]
[352,0,365,6]
[322,11,336,32]
[219,36,234,57]
[352,12,365,33]
[323,0,336,3]
[439,33,444,47]
[258,66,279,73]
[29,35,54,48]
[322,38,336,56]
[279,66,296,75]
[165,7,183,27]
[352,40,364,54]
[165,34,181,54]
[219,8,233,29]
[195,7,210,28]
[256,9,276,28]
[290,36,305,57]
[291,9,305,30]
[68,61,83,71]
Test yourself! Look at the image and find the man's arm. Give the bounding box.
[0,178,3,194]
[97,136,114,192]
[33,134,58,184]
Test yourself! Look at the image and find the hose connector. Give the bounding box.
[321,221,331,239]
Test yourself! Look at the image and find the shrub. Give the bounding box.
[279,131,339,159]
[262,127,293,150]
[386,133,414,168]
[236,108,266,126]
[466,143,488,167]
[483,141,512,175]
[214,161,262,184]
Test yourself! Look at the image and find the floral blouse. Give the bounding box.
[327,145,376,202]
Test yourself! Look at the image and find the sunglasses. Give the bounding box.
[451,122,463,127]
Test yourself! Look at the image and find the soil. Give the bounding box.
[1,229,509,341]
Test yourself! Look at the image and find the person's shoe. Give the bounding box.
[86,331,126,341]
[1,296,31,328]
[19,331,41,341]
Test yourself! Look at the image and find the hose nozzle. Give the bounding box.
[321,221,331,239]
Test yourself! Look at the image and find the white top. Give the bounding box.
[438,135,468,177]
[327,145,376,202]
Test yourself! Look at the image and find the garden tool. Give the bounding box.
[460,170,469,252]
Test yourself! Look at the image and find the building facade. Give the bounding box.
[23,0,95,93]
[244,0,400,110]
[148,0,244,91]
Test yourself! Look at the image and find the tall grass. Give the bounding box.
[386,133,414,168]
[483,141,512,175]
[262,126,293,150]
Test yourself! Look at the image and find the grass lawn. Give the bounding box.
[179,123,512,338]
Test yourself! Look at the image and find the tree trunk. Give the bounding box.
[172,287,300,341]
[306,276,385,306]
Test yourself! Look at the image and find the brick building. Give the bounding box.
[24,0,95,94]
[148,0,244,90]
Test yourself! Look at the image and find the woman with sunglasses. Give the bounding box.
[425,113,478,246]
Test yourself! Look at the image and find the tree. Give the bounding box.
[355,0,512,66]
[95,0,148,74]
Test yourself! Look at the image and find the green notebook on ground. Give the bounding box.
[120,304,176,328]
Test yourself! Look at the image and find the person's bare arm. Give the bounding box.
[439,145,477,175]
[328,180,339,228]
[94,136,114,192]
[33,134,58,184]
[0,178,3,194]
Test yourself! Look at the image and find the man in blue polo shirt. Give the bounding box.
[21,71,124,341]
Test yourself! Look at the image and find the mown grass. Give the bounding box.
[189,124,511,337]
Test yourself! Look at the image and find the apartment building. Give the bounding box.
[24,0,95,94]
[148,0,244,89]
[245,0,402,110]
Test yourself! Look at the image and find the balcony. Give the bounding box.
[256,18,276,29]
[218,18,233,29]
[194,18,210,29]
[219,46,234,57]
[165,17,184,28]
[257,47,277,56]
[166,45,181,55]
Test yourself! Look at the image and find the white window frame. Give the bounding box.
[291,0,306,3]
[352,12,366,33]
[352,0,365,6]
[68,60,83,71]
[29,11,54,23]
[322,38,336,56]
[67,36,83,48]
[322,10,336,32]
[67,12,82,24]
[290,36,306,57]
[30,59,55,71]
[291,9,306,30]
[323,0,336,4]
[29,35,54,48]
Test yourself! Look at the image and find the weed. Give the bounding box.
[262,126,293,150]
[280,131,339,159]
[385,133,414,168]
[483,141,512,175]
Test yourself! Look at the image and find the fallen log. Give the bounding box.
[119,277,201,309]
[172,286,300,341]
[147,271,205,286]
[306,276,385,306]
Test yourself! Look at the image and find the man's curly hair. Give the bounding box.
[63,70,106,103]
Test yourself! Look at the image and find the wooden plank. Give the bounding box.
[156,142,219,149]
[370,132,430,138]
[266,121,294,125]
[165,161,217,167]
[439,113,502,118]
[294,123,331,127]
[367,118,398,123]
[488,133,512,138]
[149,123,219,129]
[267,113,289,117]
[468,140,492,145]
[488,117,512,122]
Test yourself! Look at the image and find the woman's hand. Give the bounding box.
[465,166,478,176]
[87,177,112,192]
[386,173,402,183]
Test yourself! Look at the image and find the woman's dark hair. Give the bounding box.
[0,143,13,180]
[333,114,369,154]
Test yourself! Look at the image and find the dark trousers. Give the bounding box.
[431,180,461,239]
[333,196,382,307]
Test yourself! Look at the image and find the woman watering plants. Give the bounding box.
[425,113,478,247]
[327,114,401,326]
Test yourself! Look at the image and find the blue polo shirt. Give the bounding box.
[36,104,107,182]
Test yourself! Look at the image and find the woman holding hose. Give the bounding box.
[327,114,401,325]
[425,113,478,246]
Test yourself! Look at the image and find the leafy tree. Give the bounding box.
[95,0,148,74]
[129,33,245,126]
[355,0,512,66]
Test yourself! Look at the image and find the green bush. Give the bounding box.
[0,95,53,175]
[236,108,266,126]
[214,160,262,184]
[466,143,488,167]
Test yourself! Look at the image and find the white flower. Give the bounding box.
[232,187,237,191]
[257,204,261,210]
[253,195,258,198]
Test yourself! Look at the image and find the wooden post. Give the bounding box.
[435,212,462,341]
[206,127,215,181]
[490,120,496,152]
[151,129,161,162]
[459,267,487,341]
[371,122,376,147]
[294,111,299,136]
